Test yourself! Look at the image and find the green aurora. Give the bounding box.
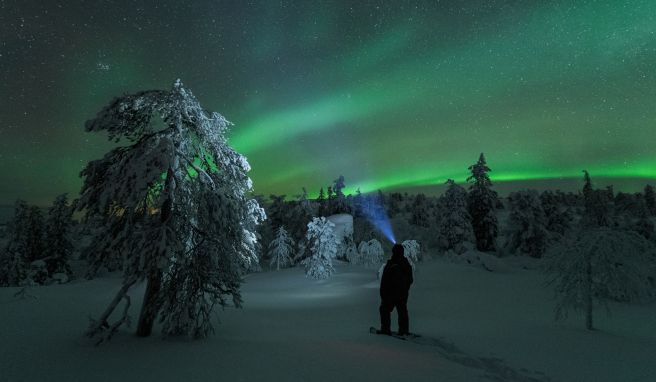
[1,0,655,204]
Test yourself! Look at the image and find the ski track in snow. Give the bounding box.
[398,334,551,382]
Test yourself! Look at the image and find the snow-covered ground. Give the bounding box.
[1,258,655,382]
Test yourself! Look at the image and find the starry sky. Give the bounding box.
[1,0,655,204]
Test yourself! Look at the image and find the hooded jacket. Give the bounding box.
[380,253,413,300]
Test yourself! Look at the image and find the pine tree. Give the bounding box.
[540,190,571,236]
[286,188,315,244]
[44,194,74,277]
[25,206,45,263]
[581,170,611,227]
[467,153,499,252]
[545,228,656,330]
[297,187,315,217]
[268,226,295,270]
[302,217,337,279]
[353,188,364,217]
[78,80,264,342]
[326,186,335,215]
[409,193,430,228]
[644,184,656,216]
[438,180,475,253]
[387,192,402,217]
[332,175,349,214]
[317,187,326,216]
[0,200,30,286]
[507,190,549,258]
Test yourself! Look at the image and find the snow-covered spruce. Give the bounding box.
[438,179,474,253]
[302,217,337,279]
[467,153,499,252]
[268,226,295,270]
[581,170,612,228]
[0,200,31,286]
[545,228,656,330]
[357,239,384,269]
[644,184,656,216]
[401,239,420,265]
[77,80,264,342]
[43,194,74,277]
[409,193,431,228]
[540,190,572,236]
[506,190,549,258]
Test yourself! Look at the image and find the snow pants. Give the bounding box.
[379,297,409,334]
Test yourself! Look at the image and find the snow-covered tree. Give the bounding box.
[44,194,74,277]
[357,239,384,269]
[409,193,430,228]
[25,206,45,263]
[467,153,499,252]
[302,217,337,279]
[268,226,295,270]
[287,189,316,244]
[77,80,264,342]
[506,190,549,258]
[0,200,30,286]
[581,170,611,228]
[438,180,474,253]
[352,188,364,217]
[644,184,655,216]
[297,187,316,217]
[401,239,421,265]
[540,190,571,236]
[344,237,359,263]
[387,192,402,217]
[545,228,656,330]
[331,175,349,214]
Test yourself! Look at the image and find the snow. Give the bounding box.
[1,258,655,381]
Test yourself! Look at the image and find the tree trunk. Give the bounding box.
[585,252,594,330]
[136,270,163,337]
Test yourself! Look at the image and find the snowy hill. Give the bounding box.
[1,259,655,382]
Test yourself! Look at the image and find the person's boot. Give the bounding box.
[376,329,392,335]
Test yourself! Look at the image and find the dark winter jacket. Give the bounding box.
[380,255,413,301]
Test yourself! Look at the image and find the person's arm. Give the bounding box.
[380,265,389,298]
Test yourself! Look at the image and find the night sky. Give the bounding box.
[1,0,655,204]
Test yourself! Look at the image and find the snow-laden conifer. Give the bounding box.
[44,194,74,277]
[644,184,655,216]
[25,206,45,263]
[77,80,264,342]
[506,190,549,258]
[0,200,31,286]
[402,240,421,265]
[540,190,571,236]
[438,180,474,253]
[302,217,337,279]
[358,239,384,269]
[467,153,499,252]
[545,228,656,330]
[581,170,611,227]
[409,193,430,228]
[268,226,295,270]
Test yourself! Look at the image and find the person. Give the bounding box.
[377,243,413,335]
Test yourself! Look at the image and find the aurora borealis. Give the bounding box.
[1,1,655,204]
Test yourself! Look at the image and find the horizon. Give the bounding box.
[1,175,653,209]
